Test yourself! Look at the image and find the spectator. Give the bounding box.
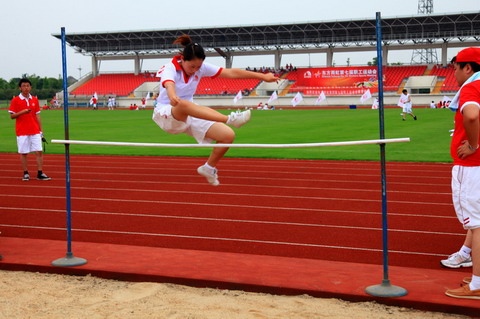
[107,97,114,110]
[8,78,51,181]
[444,47,480,299]
[89,95,97,110]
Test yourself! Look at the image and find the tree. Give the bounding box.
[0,75,65,99]
[367,57,378,66]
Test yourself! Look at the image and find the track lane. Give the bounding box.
[0,153,462,269]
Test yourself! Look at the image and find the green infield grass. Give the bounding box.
[0,107,455,162]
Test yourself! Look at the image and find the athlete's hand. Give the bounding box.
[457,140,477,159]
[170,96,181,106]
[263,72,279,83]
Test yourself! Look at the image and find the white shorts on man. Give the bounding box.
[17,134,42,154]
[402,102,413,114]
[452,165,480,229]
[152,104,215,144]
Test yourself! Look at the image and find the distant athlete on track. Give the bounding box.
[153,34,278,186]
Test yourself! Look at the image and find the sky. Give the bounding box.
[0,0,478,81]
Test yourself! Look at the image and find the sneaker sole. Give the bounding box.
[440,261,473,268]
[37,178,52,181]
[445,291,480,299]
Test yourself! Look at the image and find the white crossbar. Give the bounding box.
[51,138,410,148]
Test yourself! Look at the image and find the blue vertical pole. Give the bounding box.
[365,13,407,297]
[375,11,389,284]
[51,27,87,267]
[61,27,73,257]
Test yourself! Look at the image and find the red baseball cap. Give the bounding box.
[455,47,480,64]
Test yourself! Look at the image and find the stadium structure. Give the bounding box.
[53,11,480,108]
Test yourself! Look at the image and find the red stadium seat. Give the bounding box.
[430,65,458,92]
[195,77,261,95]
[71,73,157,96]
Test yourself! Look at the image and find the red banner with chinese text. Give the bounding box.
[293,67,379,95]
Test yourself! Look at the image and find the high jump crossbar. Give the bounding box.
[51,137,410,148]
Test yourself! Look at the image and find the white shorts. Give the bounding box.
[402,104,412,113]
[452,165,480,229]
[17,134,42,154]
[152,104,215,144]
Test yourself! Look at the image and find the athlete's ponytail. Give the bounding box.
[173,34,206,61]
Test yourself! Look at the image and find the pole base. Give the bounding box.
[52,254,87,267]
[365,280,408,297]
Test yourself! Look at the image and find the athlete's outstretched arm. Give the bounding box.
[219,68,278,82]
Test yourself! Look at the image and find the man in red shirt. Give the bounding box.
[444,47,480,299]
[8,78,51,181]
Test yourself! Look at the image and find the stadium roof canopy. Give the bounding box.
[53,11,479,58]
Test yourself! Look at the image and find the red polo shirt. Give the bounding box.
[451,81,480,166]
[8,94,41,136]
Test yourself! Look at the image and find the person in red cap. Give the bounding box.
[444,47,480,299]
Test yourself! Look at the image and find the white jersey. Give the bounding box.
[398,93,411,107]
[156,55,222,105]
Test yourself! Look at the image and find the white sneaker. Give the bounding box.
[197,165,220,186]
[441,252,473,268]
[226,110,251,128]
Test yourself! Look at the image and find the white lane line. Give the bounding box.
[0,193,453,206]
[0,183,453,200]
[0,223,453,257]
[0,206,458,221]
[0,207,465,236]
[0,174,453,188]
[0,206,462,236]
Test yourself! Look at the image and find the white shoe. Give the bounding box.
[440,252,473,268]
[197,165,220,186]
[226,110,251,128]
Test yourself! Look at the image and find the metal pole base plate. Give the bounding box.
[365,280,408,297]
[52,255,87,267]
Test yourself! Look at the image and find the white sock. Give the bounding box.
[203,163,215,173]
[469,275,480,291]
[459,245,472,258]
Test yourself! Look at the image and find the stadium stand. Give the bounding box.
[71,73,157,96]
[72,73,262,97]
[430,64,459,92]
[284,70,299,81]
[70,64,455,98]
[383,65,427,91]
[195,77,261,95]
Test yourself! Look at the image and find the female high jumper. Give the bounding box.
[153,34,278,186]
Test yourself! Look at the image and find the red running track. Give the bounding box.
[0,153,466,270]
